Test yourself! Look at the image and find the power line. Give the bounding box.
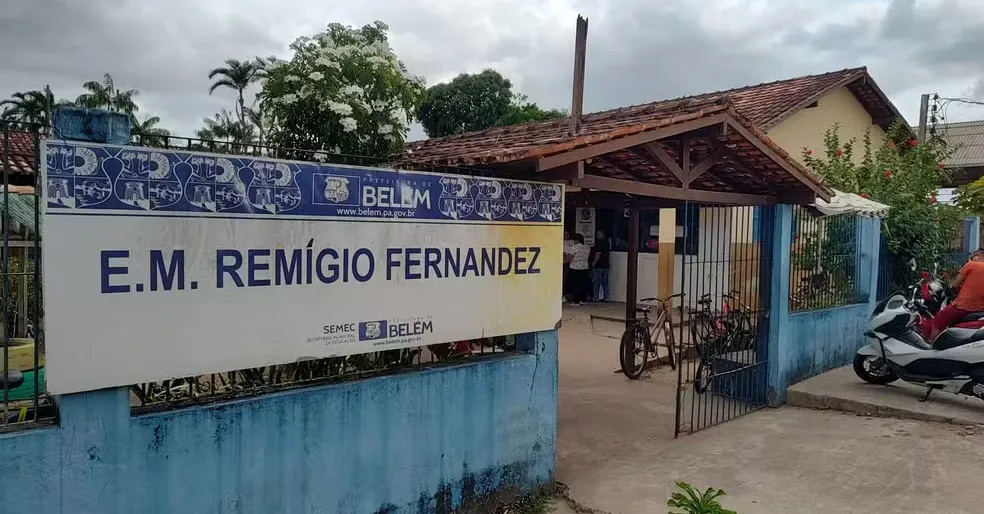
[939,97,984,107]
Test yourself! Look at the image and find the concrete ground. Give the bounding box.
[557,305,680,482]
[555,306,984,514]
[788,364,984,426]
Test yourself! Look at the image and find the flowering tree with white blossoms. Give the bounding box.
[261,21,425,158]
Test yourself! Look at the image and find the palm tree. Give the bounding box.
[76,73,139,115]
[1,91,48,125]
[197,109,256,151]
[131,114,171,147]
[1,86,73,127]
[208,59,264,127]
[244,99,271,149]
[200,109,236,142]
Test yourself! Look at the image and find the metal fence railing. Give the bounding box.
[877,244,970,300]
[788,207,864,312]
[939,252,971,279]
[131,337,516,413]
[0,121,55,429]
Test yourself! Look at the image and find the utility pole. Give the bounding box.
[569,15,588,136]
[918,93,929,142]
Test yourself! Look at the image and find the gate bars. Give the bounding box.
[675,204,774,436]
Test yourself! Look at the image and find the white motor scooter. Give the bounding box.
[855,290,984,403]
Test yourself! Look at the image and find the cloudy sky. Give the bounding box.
[3,0,984,141]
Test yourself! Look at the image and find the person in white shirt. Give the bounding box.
[567,233,592,306]
[562,231,574,302]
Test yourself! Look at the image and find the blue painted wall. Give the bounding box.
[0,330,557,514]
[768,206,880,403]
[777,304,871,391]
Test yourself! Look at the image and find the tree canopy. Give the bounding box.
[208,59,265,126]
[495,95,566,127]
[802,122,964,286]
[3,19,569,159]
[260,21,425,158]
[0,87,58,126]
[2,76,168,136]
[417,70,565,138]
[76,73,139,115]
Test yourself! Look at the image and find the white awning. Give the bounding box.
[811,189,890,218]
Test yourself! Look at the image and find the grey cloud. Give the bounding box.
[3,0,984,139]
[0,0,281,133]
[519,5,811,114]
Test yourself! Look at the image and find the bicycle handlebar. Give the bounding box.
[639,293,684,303]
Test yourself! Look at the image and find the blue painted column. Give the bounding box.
[515,329,559,485]
[766,205,792,405]
[54,388,131,513]
[964,216,980,254]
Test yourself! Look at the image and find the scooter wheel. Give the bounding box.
[853,354,898,385]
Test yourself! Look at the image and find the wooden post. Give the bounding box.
[917,94,929,143]
[569,15,588,136]
[626,208,639,325]
[679,137,691,188]
[657,208,676,300]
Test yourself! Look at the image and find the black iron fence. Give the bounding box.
[131,337,516,413]
[2,119,521,418]
[788,207,864,312]
[675,204,772,435]
[877,245,970,299]
[0,121,54,429]
[129,132,391,169]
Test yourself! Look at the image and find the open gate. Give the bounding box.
[674,203,774,435]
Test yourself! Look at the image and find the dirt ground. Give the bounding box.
[555,305,984,514]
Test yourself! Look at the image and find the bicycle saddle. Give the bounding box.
[635,306,652,313]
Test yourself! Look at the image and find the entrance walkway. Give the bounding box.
[788,365,984,426]
[557,312,678,482]
[556,310,984,513]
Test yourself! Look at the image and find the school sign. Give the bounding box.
[42,142,563,394]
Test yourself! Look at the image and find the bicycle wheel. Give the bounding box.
[619,324,649,379]
[694,358,714,394]
[661,318,677,371]
[737,311,755,351]
[689,313,714,357]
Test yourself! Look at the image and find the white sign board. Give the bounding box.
[42,142,563,394]
[575,207,595,246]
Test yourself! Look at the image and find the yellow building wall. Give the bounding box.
[729,86,888,298]
[765,86,886,166]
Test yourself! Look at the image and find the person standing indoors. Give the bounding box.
[568,233,592,306]
[562,230,574,302]
[591,230,611,302]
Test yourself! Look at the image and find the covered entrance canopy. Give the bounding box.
[403,94,831,303]
[400,94,833,324]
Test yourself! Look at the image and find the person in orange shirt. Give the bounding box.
[930,250,984,342]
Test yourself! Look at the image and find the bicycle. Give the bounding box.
[619,293,681,379]
[788,271,832,310]
[690,291,756,394]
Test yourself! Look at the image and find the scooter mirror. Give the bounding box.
[908,258,917,271]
